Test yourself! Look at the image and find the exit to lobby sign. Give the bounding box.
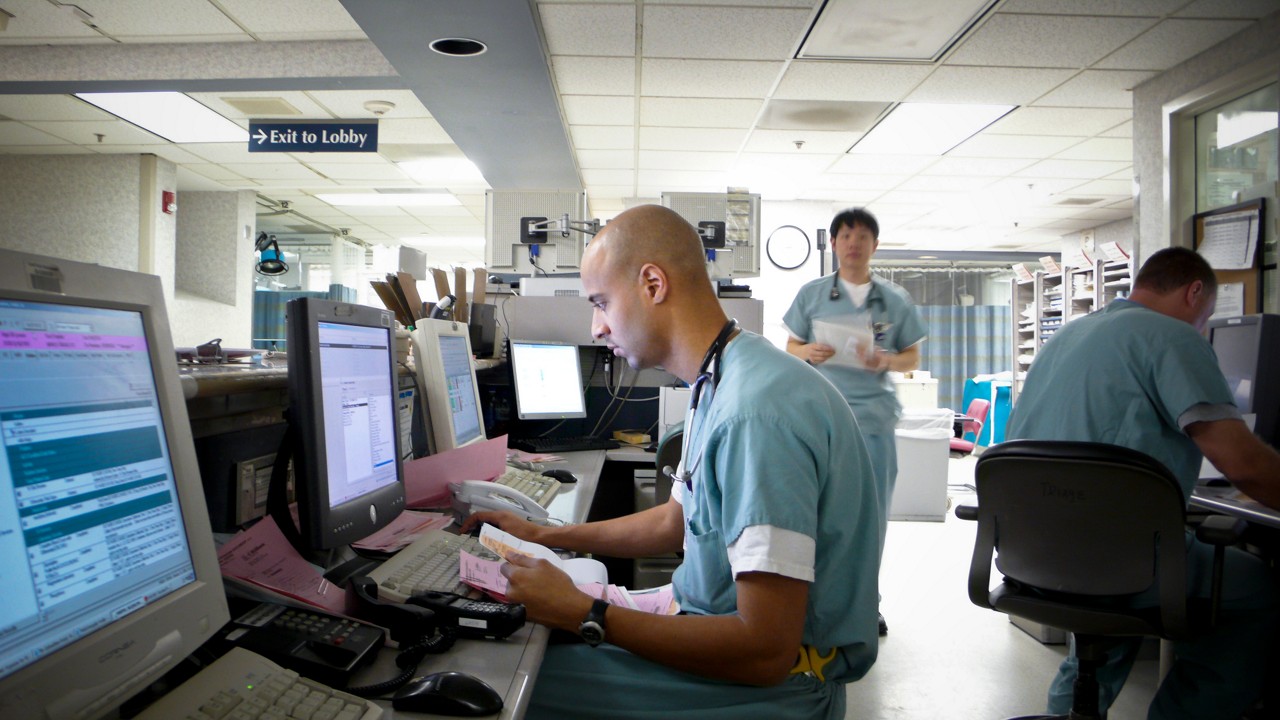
[248,120,379,153]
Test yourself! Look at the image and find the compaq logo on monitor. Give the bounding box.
[369,506,377,524]
[98,640,136,664]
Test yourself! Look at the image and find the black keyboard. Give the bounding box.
[510,435,620,453]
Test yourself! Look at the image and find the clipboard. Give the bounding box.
[370,281,413,327]
[395,271,424,321]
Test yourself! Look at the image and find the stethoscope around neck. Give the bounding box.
[664,318,738,493]
[829,272,886,311]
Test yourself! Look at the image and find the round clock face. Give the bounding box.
[766,225,811,270]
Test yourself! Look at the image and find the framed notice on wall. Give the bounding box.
[1194,198,1264,315]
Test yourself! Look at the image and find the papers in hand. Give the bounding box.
[812,317,874,369]
[461,524,679,614]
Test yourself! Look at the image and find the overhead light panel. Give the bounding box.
[850,102,1014,156]
[316,192,461,207]
[75,92,247,143]
[398,157,488,186]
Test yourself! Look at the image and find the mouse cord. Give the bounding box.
[344,624,458,698]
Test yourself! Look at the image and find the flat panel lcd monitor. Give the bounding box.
[286,299,405,550]
[0,249,229,719]
[410,319,486,452]
[1208,314,1279,446]
[510,340,588,421]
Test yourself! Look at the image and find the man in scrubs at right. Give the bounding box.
[1007,247,1280,719]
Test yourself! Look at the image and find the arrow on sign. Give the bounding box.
[254,129,268,144]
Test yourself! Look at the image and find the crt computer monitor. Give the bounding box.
[0,249,229,719]
[410,319,486,452]
[509,340,588,421]
[1208,314,1279,447]
[285,298,405,550]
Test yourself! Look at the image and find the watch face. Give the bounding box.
[579,620,604,646]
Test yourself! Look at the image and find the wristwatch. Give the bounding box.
[578,598,609,647]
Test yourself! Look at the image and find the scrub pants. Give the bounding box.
[1046,532,1280,719]
[861,430,896,552]
[527,643,846,720]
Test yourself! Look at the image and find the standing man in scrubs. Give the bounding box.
[783,207,926,635]
[1008,247,1280,720]
[463,205,883,720]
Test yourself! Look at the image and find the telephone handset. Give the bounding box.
[449,479,549,522]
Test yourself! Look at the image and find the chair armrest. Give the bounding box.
[955,504,978,521]
[1195,514,1246,546]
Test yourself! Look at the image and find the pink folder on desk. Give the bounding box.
[403,434,510,508]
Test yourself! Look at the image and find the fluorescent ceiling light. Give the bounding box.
[851,103,1014,156]
[75,92,247,143]
[317,192,461,207]
[398,157,488,185]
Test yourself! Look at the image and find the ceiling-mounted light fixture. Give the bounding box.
[428,37,488,57]
[364,100,396,116]
[254,232,288,276]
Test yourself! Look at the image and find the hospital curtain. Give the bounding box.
[917,305,1011,412]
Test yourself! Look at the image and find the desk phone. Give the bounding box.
[224,603,385,687]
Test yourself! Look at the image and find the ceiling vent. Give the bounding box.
[758,100,889,132]
[1054,197,1104,206]
[222,97,302,116]
[800,0,999,62]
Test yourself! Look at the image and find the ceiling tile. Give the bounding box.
[572,125,636,150]
[92,144,207,164]
[999,0,1185,15]
[758,99,888,132]
[947,14,1156,68]
[1014,159,1131,179]
[645,0,814,5]
[639,97,762,128]
[1096,19,1254,71]
[641,150,736,171]
[1032,70,1157,108]
[0,1,102,41]
[184,164,247,181]
[1053,137,1133,162]
[640,59,782,99]
[773,62,934,102]
[1064,179,1135,197]
[985,107,1132,136]
[639,127,746,152]
[0,121,69,145]
[376,118,453,145]
[1175,0,1280,18]
[78,0,245,38]
[906,66,1077,105]
[307,90,432,120]
[224,162,327,180]
[896,175,997,193]
[636,169,729,187]
[216,0,363,37]
[948,133,1083,159]
[552,57,636,96]
[818,172,908,192]
[582,168,637,186]
[26,119,168,146]
[0,95,113,122]
[539,4,636,56]
[564,96,636,126]
[1104,166,1135,181]
[184,143,280,163]
[926,156,1037,176]
[1100,120,1134,138]
[829,153,937,175]
[642,6,811,60]
[303,162,409,181]
[744,129,858,154]
[577,149,636,169]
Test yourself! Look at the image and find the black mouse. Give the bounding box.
[392,671,503,716]
[542,468,578,484]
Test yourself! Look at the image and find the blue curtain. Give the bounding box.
[917,306,1011,412]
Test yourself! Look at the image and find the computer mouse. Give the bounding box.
[392,671,503,716]
[541,468,578,484]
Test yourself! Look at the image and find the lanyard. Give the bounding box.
[674,319,738,492]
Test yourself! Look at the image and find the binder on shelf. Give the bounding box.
[1012,263,1034,282]
[1039,255,1061,274]
[1100,241,1130,262]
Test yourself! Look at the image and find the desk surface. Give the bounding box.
[1190,485,1280,530]
[363,449,607,720]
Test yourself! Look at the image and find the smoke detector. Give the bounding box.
[364,100,396,116]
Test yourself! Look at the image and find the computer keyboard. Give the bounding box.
[366,528,500,604]
[134,647,381,720]
[510,435,619,453]
[493,464,561,507]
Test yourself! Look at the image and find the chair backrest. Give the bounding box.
[961,398,991,438]
[968,440,1188,635]
[654,428,683,506]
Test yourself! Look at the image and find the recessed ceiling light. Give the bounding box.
[429,38,487,57]
[316,192,461,207]
[850,102,1014,156]
[75,92,247,143]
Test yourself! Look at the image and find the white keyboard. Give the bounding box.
[134,647,381,720]
[493,465,561,507]
[365,528,500,604]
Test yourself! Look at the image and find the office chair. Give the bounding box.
[955,440,1244,720]
[950,397,990,455]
